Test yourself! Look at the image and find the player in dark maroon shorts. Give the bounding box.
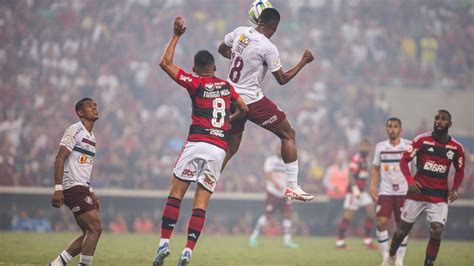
[249,148,299,248]
[382,110,465,266]
[218,8,314,201]
[49,98,101,266]
[370,118,411,265]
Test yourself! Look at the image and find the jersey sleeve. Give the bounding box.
[400,137,423,184]
[175,69,201,95]
[59,125,81,151]
[228,83,240,102]
[452,143,465,191]
[264,43,282,73]
[372,143,382,166]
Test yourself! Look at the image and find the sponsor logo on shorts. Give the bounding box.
[203,176,216,189]
[84,196,93,205]
[423,161,447,173]
[72,206,80,212]
[182,169,195,177]
[260,115,278,127]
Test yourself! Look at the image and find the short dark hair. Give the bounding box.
[259,8,280,24]
[194,50,215,68]
[75,97,93,113]
[386,117,402,127]
[438,109,452,120]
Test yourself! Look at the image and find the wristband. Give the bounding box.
[89,187,94,192]
[54,184,63,191]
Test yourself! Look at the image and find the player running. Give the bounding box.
[249,145,299,249]
[152,16,248,266]
[370,118,411,266]
[382,110,465,266]
[49,98,101,266]
[218,8,314,202]
[336,139,377,250]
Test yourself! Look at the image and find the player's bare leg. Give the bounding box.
[49,224,86,265]
[153,176,190,266]
[376,216,390,258]
[336,209,354,249]
[362,204,377,249]
[424,222,443,266]
[382,220,414,266]
[269,118,313,201]
[221,132,243,170]
[177,182,212,266]
[74,210,102,265]
[377,216,408,266]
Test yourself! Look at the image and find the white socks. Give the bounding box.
[159,238,170,248]
[285,160,298,187]
[398,236,409,258]
[251,215,267,238]
[376,230,389,256]
[50,250,72,266]
[79,255,93,265]
[283,219,292,243]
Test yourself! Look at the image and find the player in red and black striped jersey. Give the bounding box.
[383,110,465,266]
[153,16,248,266]
[336,139,377,250]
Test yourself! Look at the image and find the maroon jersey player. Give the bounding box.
[383,110,465,266]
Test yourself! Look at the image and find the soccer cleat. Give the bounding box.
[152,242,171,266]
[249,235,258,247]
[284,186,314,201]
[176,250,191,266]
[336,239,350,250]
[380,255,394,266]
[284,241,299,249]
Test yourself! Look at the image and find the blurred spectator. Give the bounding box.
[31,209,52,232]
[109,213,129,233]
[11,210,32,231]
[133,212,154,233]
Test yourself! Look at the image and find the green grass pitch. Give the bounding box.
[0,232,472,265]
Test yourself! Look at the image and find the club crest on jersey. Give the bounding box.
[446,150,454,160]
[84,196,93,205]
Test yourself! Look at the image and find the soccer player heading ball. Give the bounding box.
[218,7,315,202]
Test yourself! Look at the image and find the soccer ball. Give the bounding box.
[248,0,273,25]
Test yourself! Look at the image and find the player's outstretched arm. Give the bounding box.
[159,16,186,81]
[271,49,314,85]
[218,42,232,59]
[51,146,71,208]
[229,97,249,122]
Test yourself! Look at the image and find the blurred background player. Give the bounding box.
[370,118,411,266]
[336,139,377,250]
[153,16,248,266]
[49,98,101,266]
[218,7,315,202]
[383,110,465,266]
[249,144,299,249]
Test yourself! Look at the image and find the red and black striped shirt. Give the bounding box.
[400,132,465,203]
[175,69,240,151]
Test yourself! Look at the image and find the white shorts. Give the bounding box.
[173,141,226,193]
[343,191,374,211]
[401,199,448,225]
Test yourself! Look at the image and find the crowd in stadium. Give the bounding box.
[1,0,473,198]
